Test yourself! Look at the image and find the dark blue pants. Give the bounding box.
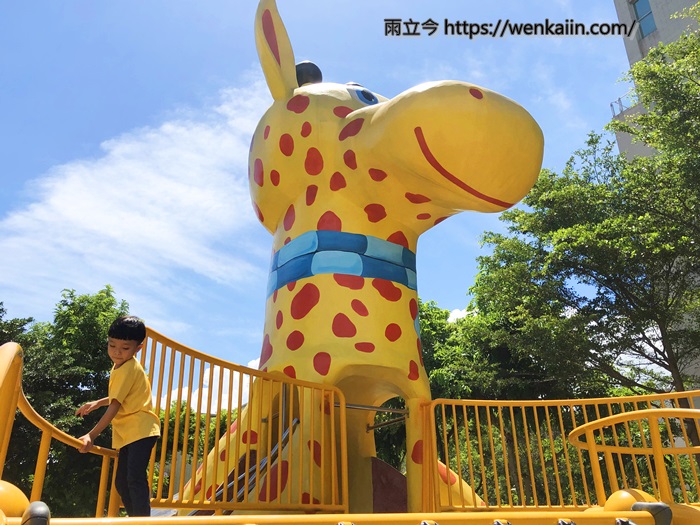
[115,436,158,516]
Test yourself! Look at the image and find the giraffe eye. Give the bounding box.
[350,88,379,105]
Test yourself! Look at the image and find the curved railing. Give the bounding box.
[425,390,700,511]
[0,342,120,517]
[569,408,700,505]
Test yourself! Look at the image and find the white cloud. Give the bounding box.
[448,308,468,323]
[0,72,272,327]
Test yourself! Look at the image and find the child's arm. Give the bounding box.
[75,397,110,417]
[77,399,121,453]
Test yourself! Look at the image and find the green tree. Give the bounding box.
[4,287,128,516]
[0,303,34,346]
[475,132,700,394]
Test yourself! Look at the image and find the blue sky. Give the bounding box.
[0,0,635,367]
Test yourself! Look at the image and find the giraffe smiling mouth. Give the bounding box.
[414,127,514,209]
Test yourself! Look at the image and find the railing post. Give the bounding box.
[649,417,673,503]
[585,427,607,505]
[30,430,52,502]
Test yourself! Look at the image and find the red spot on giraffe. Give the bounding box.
[287,282,297,291]
[253,158,264,186]
[283,365,296,378]
[369,168,388,181]
[333,106,353,118]
[206,485,214,499]
[242,430,258,445]
[308,440,323,467]
[259,460,289,501]
[283,204,295,231]
[405,192,431,203]
[305,147,324,175]
[273,289,278,302]
[334,274,364,289]
[355,342,375,353]
[387,231,409,249]
[193,479,202,495]
[351,299,369,316]
[343,150,357,169]
[260,334,273,367]
[291,283,321,319]
[385,323,402,342]
[276,310,283,329]
[322,399,332,414]
[306,185,318,206]
[220,448,227,461]
[264,125,271,139]
[286,330,304,350]
[301,121,312,137]
[417,338,424,366]
[332,313,357,337]
[262,10,280,66]
[270,169,280,186]
[313,352,332,376]
[317,211,342,231]
[330,172,347,191]
[284,236,291,245]
[229,419,238,434]
[417,213,431,220]
[408,360,420,380]
[279,133,294,156]
[469,88,484,100]
[434,216,449,225]
[302,493,321,504]
[253,203,264,223]
[287,94,310,113]
[411,440,424,464]
[372,279,402,301]
[338,118,365,141]
[364,204,387,223]
[438,462,458,485]
[409,298,418,320]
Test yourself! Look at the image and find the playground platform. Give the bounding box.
[2,331,700,524]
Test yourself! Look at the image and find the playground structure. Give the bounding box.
[2,0,700,523]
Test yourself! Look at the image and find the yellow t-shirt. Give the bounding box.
[109,357,161,449]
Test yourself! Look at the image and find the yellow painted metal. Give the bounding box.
[426,391,700,511]
[140,328,349,515]
[0,343,23,477]
[569,407,700,505]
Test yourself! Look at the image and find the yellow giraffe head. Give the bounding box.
[250,0,543,255]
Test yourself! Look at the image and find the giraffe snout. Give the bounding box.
[366,80,544,213]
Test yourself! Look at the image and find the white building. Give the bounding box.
[611,0,698,157]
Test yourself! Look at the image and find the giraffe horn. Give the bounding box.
[255,0,298,100]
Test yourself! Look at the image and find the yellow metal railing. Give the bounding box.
[426,391,700,511]
[0,342,120,518]
[569,408,700,505]
[141,328,349,514]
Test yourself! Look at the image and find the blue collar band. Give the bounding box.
[267,230,417,297]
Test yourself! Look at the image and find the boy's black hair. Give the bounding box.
[108,315,146,343]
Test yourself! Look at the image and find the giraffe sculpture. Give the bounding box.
[184,0,543,513]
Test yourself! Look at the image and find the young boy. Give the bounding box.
[75,315,161,517]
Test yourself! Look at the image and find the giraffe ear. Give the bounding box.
[255,0,298,100]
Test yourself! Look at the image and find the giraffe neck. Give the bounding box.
[268,230,417,297]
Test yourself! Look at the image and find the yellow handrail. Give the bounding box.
[0,342,120,517]
[568,408,700,505]
[0,343,23,476]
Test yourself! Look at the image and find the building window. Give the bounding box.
[632,0,657,37]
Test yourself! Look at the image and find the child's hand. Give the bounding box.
[75,401,97,417]
[77,434,94,453]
